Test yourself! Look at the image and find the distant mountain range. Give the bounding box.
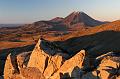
[0,24,23,28]
[21,11,107,32]
[0,11,108,36]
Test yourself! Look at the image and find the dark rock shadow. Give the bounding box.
[40,30,120,58]
[54,30,120,58]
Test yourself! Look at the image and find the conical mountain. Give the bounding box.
[63,11,105,27]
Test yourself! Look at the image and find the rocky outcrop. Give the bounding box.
[22,39,91,79]
[4,38,120,79]
[27,39,65,74]
[27,39,66,78]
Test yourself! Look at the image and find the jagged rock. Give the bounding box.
[27,39,65,78]
[27,39,90,79]
[4,53,45,79]
[4,54,19,79]
[50,50,89,79]
[43,55,64,78]
[27,40,49,73]
[27,39,68,74]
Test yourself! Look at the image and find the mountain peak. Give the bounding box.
[63,11,105,26]
[72,11,80,14]
[71,11,86,15]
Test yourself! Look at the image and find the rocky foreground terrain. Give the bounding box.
[3,38,120,79]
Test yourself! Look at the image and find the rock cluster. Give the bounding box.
[4,39,120,79]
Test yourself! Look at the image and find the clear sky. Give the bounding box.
[0,0,120,24]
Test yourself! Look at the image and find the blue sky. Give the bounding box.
[0,0,120,24]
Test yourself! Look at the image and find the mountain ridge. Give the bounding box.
[20,11,106,32]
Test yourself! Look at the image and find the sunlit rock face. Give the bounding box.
[4,54,15,79]
[49,50,90,79]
